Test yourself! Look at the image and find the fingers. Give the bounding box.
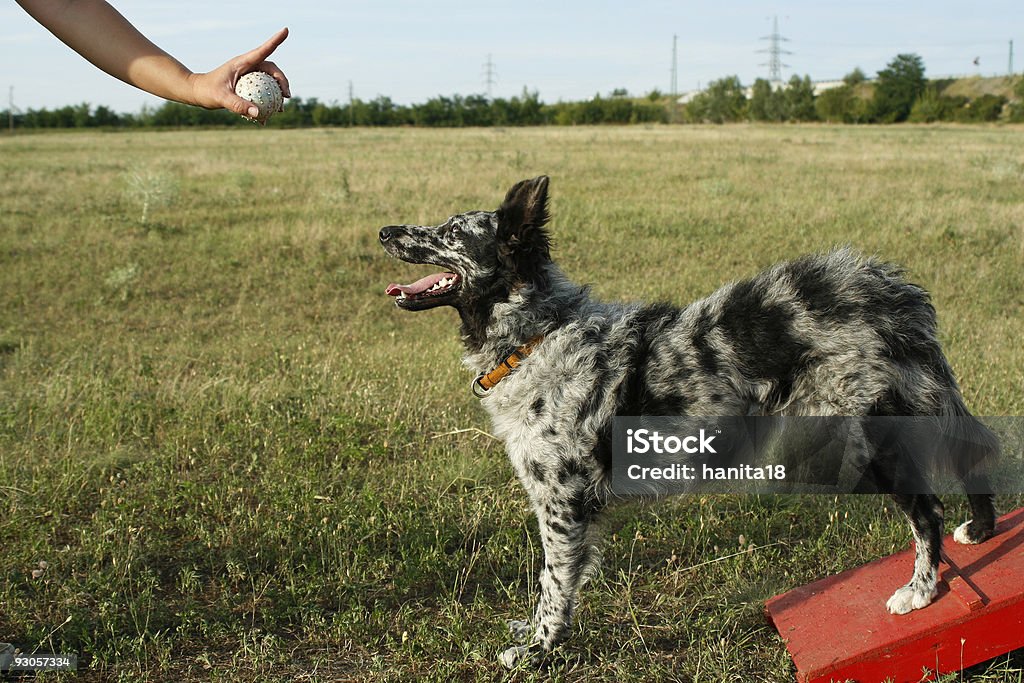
[222,93,261,121]
[239,27,289,72]
[192,27,290,119]
[235,28,291,99]
[257,60,291,98]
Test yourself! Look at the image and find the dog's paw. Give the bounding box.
[507,619,532,643]
[886,583,938,615]
[954,519,993,545]
[499,644,540,669]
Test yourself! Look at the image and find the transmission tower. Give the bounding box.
[482,54,497,98]
[1010,40,1015,75]
[348,80,355,126]
[670,34,678,96]
[758,16,792,84]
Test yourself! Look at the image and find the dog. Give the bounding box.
[379,176,998,668]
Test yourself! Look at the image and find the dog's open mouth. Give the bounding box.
[385,272,461,310]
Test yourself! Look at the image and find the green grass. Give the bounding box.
[1,124,1023,682]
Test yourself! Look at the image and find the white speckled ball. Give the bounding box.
[234,72,283,124]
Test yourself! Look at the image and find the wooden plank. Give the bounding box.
[765,508,1024,683]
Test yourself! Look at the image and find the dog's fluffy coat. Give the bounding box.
[380,176,997,667]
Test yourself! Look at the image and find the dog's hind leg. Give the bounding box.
[886,493,944,614]
[499,478,599,668]
[954,492,996,545]
[951,417,998,545]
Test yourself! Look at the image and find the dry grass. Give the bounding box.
[1,124,1022,682]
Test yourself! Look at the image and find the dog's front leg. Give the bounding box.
[500,480,597,668]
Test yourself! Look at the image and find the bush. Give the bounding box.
[815,85,872,123]
[944,94,1006,123]
[748,78,783,122]
[908,89,949,123]
[872,53,927,123]
[784,75,818,121]
[543,94,667,125]
[686,76,746,123]
[966,94,1007,122]
[844,68,867,86]
[816,86,851,122]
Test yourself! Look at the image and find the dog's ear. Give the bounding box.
[496,176,552,283]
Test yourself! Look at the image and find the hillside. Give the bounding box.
[937,75,1022,101]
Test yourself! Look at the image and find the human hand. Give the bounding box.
[187,27,291,119]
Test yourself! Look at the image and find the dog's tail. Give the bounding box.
[942,395,1000,495]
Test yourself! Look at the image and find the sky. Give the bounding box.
[1,1,1019,113]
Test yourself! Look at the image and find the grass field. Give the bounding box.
[1,124,1023,682]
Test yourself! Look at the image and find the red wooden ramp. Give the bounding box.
[765,507,1024,683]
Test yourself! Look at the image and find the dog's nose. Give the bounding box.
[379,226,398,243]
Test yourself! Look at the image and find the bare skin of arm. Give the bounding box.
[17,0,290,118]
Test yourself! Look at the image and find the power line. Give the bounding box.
[482,54,497,98]
[757,16,792,84]
[348,80,355,126]
[670,34,678,96]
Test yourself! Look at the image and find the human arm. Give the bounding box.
[16,0,290,118]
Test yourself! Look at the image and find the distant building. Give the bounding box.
[812,80,846,95]
[677,78,865,105]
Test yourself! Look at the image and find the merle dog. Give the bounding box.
[379,176,997,667]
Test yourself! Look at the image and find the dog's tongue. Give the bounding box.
[385,272,456,297]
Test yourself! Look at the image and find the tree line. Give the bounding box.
[4,89,667,129]
[689,55,1023,124]
[5,55,1022,129]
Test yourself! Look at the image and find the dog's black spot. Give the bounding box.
[849,263,942,367]
[673,361,693,382]
[667,343,689,369]
[531,397,546,416]
[401,243,444,266]
[718,279,809,409]
[530,460,546,483]
[542,426,558,438]
[870,388,918,416]
[565,487,595,524]
[575,370,609,425]
[556,457,587,485]
[786,256,857,322]
[548,519,570,536]
[873,312,941,369]
[690,307,720,377]
[614,304,687,415]
[668,394,693,414]
[662,347,698,411]
[565,546,593,590]
[592,428,613,473]
[458,280,512,352]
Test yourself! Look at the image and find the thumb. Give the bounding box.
[238,27,289,70]
[223,93,261,120]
